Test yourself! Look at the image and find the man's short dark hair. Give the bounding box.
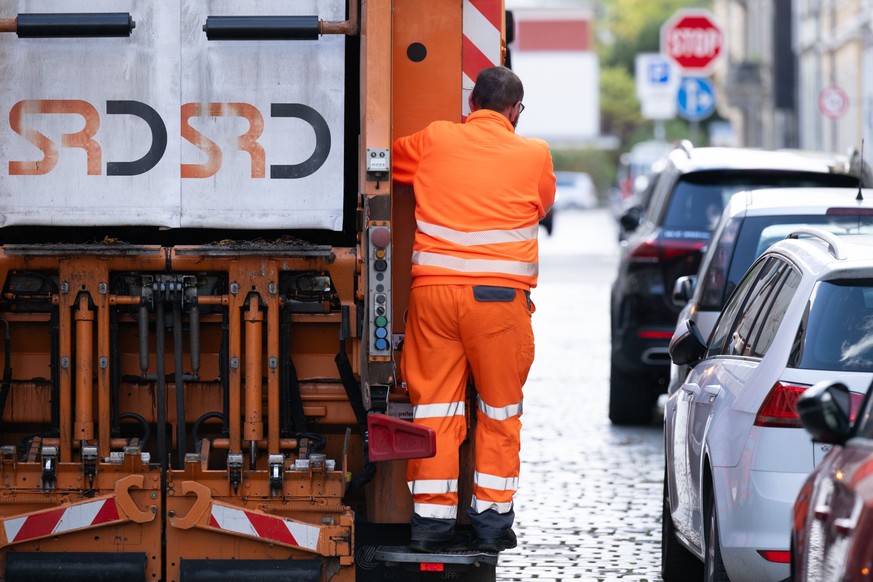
[470,66,524,112]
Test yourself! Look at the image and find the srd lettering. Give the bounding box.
[8,99,330,179]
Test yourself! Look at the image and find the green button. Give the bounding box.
[375,315,388,327]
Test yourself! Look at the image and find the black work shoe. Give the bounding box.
[476,528,518,553]
[409,533,476,554]
[409,534,472,553]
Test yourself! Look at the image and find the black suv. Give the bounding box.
[609,142,868,424]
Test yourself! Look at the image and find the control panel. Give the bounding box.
[368,224,391,359]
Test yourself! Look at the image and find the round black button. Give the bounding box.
[407,42,427,63]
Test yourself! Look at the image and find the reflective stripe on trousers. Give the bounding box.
[401,285,534,530]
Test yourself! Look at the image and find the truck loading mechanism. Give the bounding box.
[0,6,359,38]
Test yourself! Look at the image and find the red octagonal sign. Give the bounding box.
[661,9,724,75]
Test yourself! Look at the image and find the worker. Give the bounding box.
[392,66,557,553]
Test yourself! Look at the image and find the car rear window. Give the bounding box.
[698,214,873,310]
[661,180,729,233]
[660,172,861,233]
[790,280,873,372]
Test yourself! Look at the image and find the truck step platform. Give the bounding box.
[374,546,499,566]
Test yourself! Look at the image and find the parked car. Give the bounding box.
[610,142,868,425]
[667,187,873,396]
[663,227,873,581]
[608,140,672,218]
[541,172,597,236]
[553,171,597,211]
[617,158,666,242]
[792,379,873,582]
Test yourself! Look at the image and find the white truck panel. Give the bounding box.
[0,0,346,230]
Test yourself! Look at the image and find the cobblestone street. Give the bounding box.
[497,208,664,582]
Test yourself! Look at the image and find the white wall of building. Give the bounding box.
[506,2,600,146]
[512,51,599,143]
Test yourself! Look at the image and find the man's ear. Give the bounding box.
[468,94,476,112]
[508,103,520,127]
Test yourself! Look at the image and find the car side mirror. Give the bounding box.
[669,318,707,367]
[672,275,697,306]
[796,381,853,445]
[619,206,643,233]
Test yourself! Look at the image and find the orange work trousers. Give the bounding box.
[402,284,535,538]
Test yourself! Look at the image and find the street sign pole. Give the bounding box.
[818,85,850,152]
[655,120,665,142]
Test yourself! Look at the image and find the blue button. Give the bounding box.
[375,338,388,350]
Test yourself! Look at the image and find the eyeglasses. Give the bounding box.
[517,102,526,114]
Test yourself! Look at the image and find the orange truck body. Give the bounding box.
[0,1,506,580]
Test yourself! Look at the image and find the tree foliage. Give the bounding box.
[600,0,704,51]
[597,0,709,149]
[551,0,710,185]
[600,66,646,140]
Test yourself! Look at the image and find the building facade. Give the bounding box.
[713,0,873,159]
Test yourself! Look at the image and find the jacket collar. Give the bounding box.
[466,109,515,132]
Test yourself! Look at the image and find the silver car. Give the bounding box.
[664,221,873,581]
[668,187,873,397]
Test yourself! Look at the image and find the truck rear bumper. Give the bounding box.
[6,552,147,582]
[180,559,321,581]
[4,553,324,582]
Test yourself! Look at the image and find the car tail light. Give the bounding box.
[827,207,873,216]
[849,391,865,422]
[755,382,865,428]
[637,330,674,340]
[755,382,810,427]
[757,550,790,563]
[627,236,706,263]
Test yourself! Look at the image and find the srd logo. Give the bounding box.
[8,99,330,179]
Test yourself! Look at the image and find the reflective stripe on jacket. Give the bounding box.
[393,109,556,290]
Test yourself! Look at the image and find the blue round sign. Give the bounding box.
[677,77,716,121]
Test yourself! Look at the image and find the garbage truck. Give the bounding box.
[0,1,508,580]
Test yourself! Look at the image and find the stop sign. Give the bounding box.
[660,9,724,75]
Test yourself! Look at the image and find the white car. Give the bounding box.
[667,187,873,397]
[663,223,873,581]
[552,171,596,210]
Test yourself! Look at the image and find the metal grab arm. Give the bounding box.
[0,13,135,37]
[0,474,154,547]
[203,1,358,40]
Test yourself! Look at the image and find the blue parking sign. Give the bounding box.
[635,53,680,119]
[648,62,670,85]
[677,77,716,121]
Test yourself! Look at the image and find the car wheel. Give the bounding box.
[662,472,703,580]
[704,489,730,582]
[608,360,653,425]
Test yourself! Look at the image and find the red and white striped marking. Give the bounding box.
[207,503,320,551]
[4,498,121,544]
[462,0,503,116]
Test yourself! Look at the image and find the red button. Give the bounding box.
[371,227,390,248]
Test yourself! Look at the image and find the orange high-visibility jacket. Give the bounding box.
[393,109,556,290]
